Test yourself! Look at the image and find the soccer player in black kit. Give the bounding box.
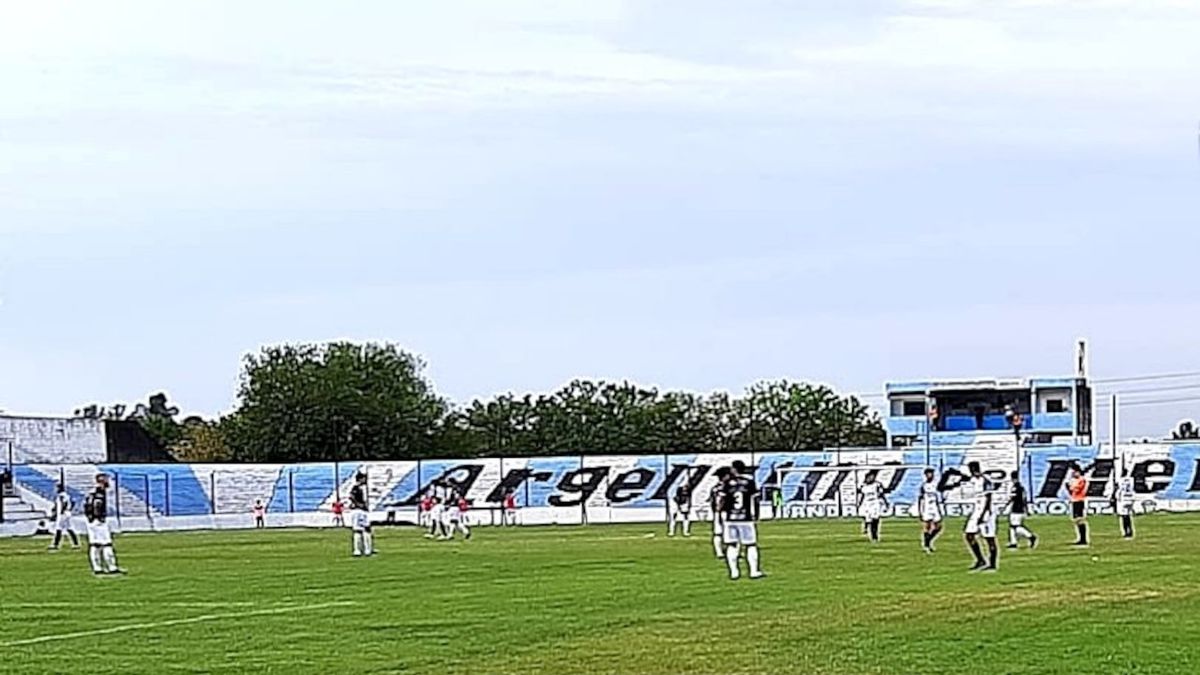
[349,472,374,557]
[720,460,764,580]
[1005,471,1038,549]
[669,481,693,537]
[84,473,125,575]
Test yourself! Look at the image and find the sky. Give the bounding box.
[1,0,1199,438]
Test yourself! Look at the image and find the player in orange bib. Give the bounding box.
[1066,467,1089,546]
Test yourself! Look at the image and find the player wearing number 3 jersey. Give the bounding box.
[720,460,764,580]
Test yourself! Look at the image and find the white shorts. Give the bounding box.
[55,515,76,532]
[1008,513,1026,528]
[350,509,370,532]
[86,521,113,546]
[861,504,882,521]
[921,505,943,524]
[723,522,758,546]
[965,510,997,538]
[1116,501,1134,516]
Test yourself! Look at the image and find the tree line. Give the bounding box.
[79,342,886,463]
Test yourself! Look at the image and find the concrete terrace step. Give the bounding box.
[2,496,46,522]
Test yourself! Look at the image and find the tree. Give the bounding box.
[171,418,236,462]
[736,381,885,451]
[128,392,186,449]
[434,378,885,458]
[1172,420,1199,441]
[226,342,447,462]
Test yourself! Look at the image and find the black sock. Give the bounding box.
[69,530,79,546]
[987,539,998,567]
[969,540,984,564]
[1077,523,1088,543]
[52,531,62,548]
[870,520,880,541]
[922,532,931,547]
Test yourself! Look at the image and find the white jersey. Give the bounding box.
[53,492,73,520]
[1116,477,1135,506]
[963,474,998,537]
[1115,476,1136,515]
[918,480,942,521]
[858,482,886,519]
[433,485,453,504]
[859,482,885,508]
[963,475,994,514]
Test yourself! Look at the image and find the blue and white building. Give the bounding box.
[884,375,1093,447]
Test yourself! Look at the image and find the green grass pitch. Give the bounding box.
[2,515,1199,674]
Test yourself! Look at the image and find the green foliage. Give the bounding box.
[441,379,884,458]
[128,392,186,449]
[86,342,885,461]
[170,418,236,462]
[226,342,447,462]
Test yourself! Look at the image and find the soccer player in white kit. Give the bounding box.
[48,483,81,551]
[918,468,944,553]
[445,487,472,540]
[962,462,999,572]
[857,470,888,543]
[1114,470,1136,539]
[709,468,728,559]
[84,474,125,575]
[349,472,374,557]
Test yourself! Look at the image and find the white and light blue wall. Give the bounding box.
[5,443,1199,537]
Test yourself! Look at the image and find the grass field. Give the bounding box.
[2,515,1199,675]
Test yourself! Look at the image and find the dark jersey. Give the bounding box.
[1010,482,1029,515]
[721,476,758,522]
[674,484,692,507]
[349,484,368,511]
[84,487,108,524]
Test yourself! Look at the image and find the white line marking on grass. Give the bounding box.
[2,601,357,648]
[6,601,262,610]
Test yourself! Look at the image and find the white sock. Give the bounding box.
[365,531,374,555]
[1016,526,1034,541]
[669,516,677,537]
[1008,528,1017,546]
[89,546,104,573]
[747,545,761,576]
[353,532,363,555]
[682,518,691,537]
[459,523,471,538]
[725,545,741,579]
[103,546,118,571]
[712,536,723,558]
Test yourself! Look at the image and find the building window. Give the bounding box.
[902,400,927,416]
[1046,399,1066,413]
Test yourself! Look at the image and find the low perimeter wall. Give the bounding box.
[3,443,1198,537]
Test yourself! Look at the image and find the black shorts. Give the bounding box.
[1071,502,1086,519]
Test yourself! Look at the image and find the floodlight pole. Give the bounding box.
[924,403,933,467]
[1006,406,1023,472]
[1111,394,1120,474]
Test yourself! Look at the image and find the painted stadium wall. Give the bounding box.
[0,415,107,464]
[4,443,1199,537]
